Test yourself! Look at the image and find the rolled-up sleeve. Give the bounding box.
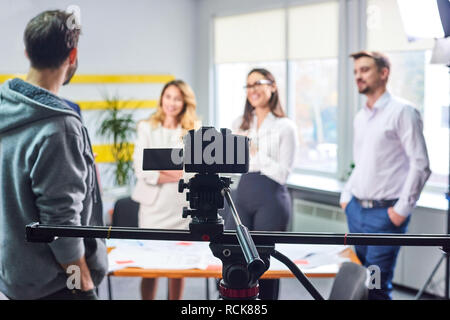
[340,172,356,204]
[393,107,431,216]
[257,121,298,185]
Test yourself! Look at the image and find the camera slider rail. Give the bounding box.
[25,222,450,249]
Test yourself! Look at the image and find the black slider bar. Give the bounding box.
[26,223,450,249]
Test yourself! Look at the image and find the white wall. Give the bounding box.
[0,0,198,83]
[0,0,200,209]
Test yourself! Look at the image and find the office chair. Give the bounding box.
[111,196,139,228]
[328,262,369,300]
[107,196,139,299]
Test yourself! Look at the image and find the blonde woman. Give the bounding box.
[132,79,199,300]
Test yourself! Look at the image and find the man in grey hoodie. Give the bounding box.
[0,10,107,299]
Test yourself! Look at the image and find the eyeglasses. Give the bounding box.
[243,79,273,90]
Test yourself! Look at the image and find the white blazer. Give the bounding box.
[131,121,184,206]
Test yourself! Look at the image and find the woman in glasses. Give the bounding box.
[227,68,298,300]
[132,79,199,300]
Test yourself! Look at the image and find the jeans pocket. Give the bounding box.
[344,197,354,215]
[383,208,398,230]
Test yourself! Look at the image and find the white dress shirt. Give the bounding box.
[340,91,431,217]
[232,112,298,185]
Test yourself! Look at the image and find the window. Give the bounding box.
[288,2,339,173]
[214,9,286,130]
[290,59,338,172]
[214,2,339,174]
[367,0,449,188]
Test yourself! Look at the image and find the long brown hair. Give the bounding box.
[240,68,286,131]
[149,79,199,132]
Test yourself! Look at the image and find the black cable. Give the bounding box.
[271,249,324,300]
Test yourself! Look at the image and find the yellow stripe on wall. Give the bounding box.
[0,74,174,84]
[71,74,174,84]
[78,99,158,110]
[92,143,134,163]
[0,74,26,82]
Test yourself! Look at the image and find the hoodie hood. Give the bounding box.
[0,78,79,134]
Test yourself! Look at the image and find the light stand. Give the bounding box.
[414,148,450,300]
[414,166,450,300]
[415,58,450,300]
[396,0,450,299]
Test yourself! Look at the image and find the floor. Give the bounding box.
[98,275,438,300]
[0,272,439,300]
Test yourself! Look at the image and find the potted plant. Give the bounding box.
[97,94,136,187]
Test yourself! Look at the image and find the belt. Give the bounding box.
[355,197,398,209]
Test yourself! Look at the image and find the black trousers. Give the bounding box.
[223,172,292,300]
[37,287,98,300]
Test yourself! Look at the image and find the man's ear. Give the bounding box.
[380,67,389,82]
[24,49,29,60]
[68,48,78,65]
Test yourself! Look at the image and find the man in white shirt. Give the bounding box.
[340,51,431,300]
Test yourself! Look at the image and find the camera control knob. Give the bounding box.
[182,207,190,218]
[178,179,187,193]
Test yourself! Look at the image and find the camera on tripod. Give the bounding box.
[142,126,250,174]
[142,126,268,294]
[142,126,250,226]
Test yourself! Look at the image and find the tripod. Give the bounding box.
[414,178,450,300]
[178,173,324,299]
[415,62,450,300]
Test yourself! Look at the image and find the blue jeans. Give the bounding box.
[345,197,410,300]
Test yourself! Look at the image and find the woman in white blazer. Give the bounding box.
[132,79,199,300]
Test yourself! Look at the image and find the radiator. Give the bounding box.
[290,199,349,233]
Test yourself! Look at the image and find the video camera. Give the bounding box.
[142,127,269,294]
[142,126,251,225]
[142,126,250,174]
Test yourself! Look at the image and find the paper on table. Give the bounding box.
[107,239,221,272]
[269,243,350,271]
[106,239,349,272]
[269,244,350,271]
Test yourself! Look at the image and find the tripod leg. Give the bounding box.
[415,254,445,300]
[445,254,449,299]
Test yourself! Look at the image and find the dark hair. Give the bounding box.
[240,68,286,131]
[24,10,81,69]
[350,50,391,71]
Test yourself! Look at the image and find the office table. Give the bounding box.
[106,241,360,299]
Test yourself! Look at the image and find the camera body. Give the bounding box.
[142,126,250,225]
[143,127,250,174]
